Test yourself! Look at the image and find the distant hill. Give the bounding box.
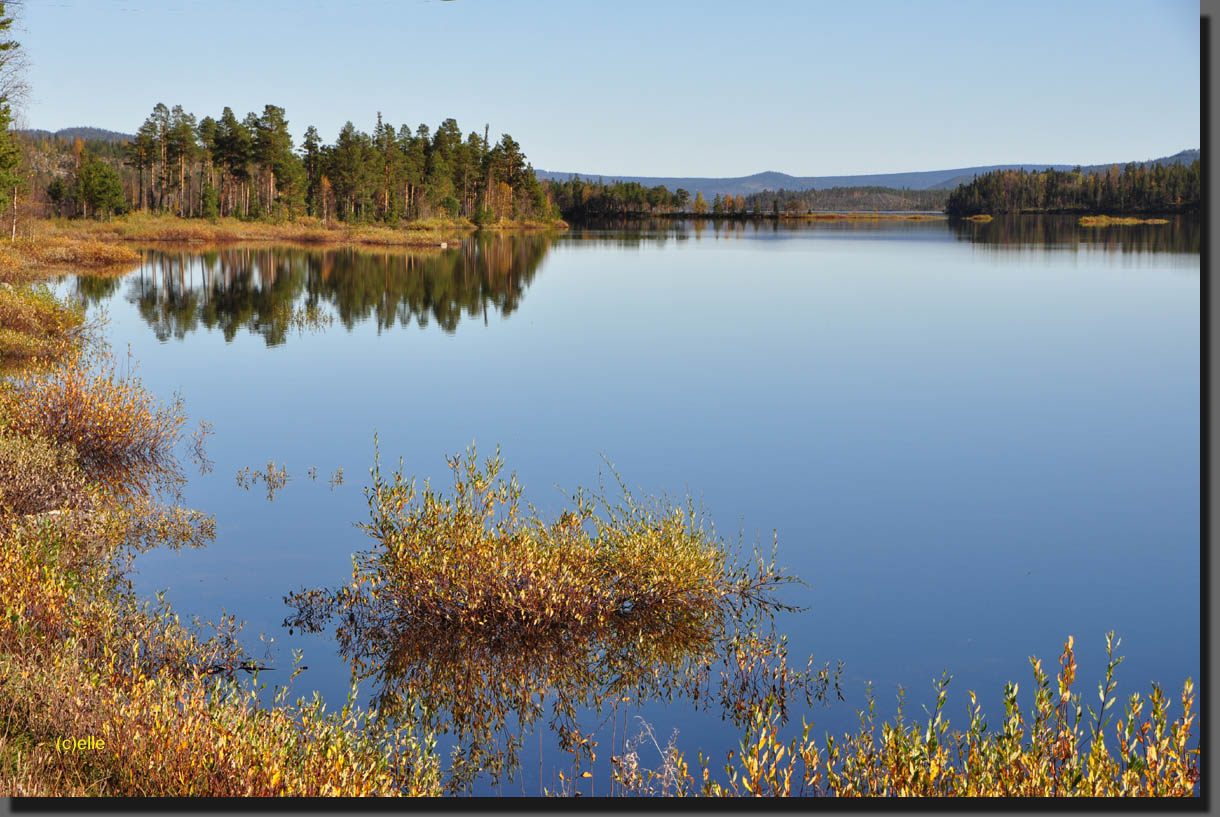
[18,127,135,144]
[537,150,1200,198]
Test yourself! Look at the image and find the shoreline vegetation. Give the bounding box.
[0,212,567,283]
[33,212,564,248]
[0,233,1202,796]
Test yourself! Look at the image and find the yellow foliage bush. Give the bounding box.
[0,360,185,494]
[0,285,83,370]
[626,635,1199,798]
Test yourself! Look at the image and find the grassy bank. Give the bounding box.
[0,238,140,283]
[31,213,566,250]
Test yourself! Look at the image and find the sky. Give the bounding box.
[13,0,1201,177]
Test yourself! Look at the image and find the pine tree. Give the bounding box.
[0,3,23,228]
[0,101,21,216]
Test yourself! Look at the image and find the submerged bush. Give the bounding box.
[0,285,83,372]
[0,358,186,495]
[286,445,828,791]
[323,444,791,634]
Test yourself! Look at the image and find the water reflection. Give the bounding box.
[564,214,1201,255]
[74,233,557,345]
[286,584,835,793]
[564,216,948,245]
[949,214,1200,254]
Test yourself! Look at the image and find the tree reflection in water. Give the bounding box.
[948,213,1200,254]
[75,232,557,345]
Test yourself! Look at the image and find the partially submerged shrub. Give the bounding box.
[0,359,186,495]
[0,285,83,371]
[0,237,140,278]
[286,445,827,791]
[338,444,791,635]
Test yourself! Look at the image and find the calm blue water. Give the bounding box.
[66,217,1200,794]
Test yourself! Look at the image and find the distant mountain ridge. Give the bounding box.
[537,150,1200,198]
[18,127,136,144]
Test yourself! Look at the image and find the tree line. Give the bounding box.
[944,161,1201,216]
[30,103,559,224]
[544,176,953,219]
[547,175,765,218]
[545,177,694,218]
[743,185,948,214]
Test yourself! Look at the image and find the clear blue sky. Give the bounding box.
[14,0,1200,176]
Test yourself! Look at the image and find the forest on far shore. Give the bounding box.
[24,103,559,225]
[944,161,1201,216]
[12,105,1203,226]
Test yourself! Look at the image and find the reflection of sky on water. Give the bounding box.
[67,218,1199,793]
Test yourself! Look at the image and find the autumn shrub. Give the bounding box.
[0,519,441,797]
[295,445,791,642]
[0,433,89,518]
[666,634,1198,798]
[0,642,441,796]
[0,285,83,369]
[285,445,817,792]
[0,388,440,795]
[0,359,186,494]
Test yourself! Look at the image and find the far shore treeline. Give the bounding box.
[29,104,560,224]
[12,104,1203,225]
[546,177,950,218]
[944,162,1201,216]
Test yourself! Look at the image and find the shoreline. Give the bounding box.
[26,213,568,252]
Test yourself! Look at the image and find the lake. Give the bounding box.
[64,215,1200,795]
